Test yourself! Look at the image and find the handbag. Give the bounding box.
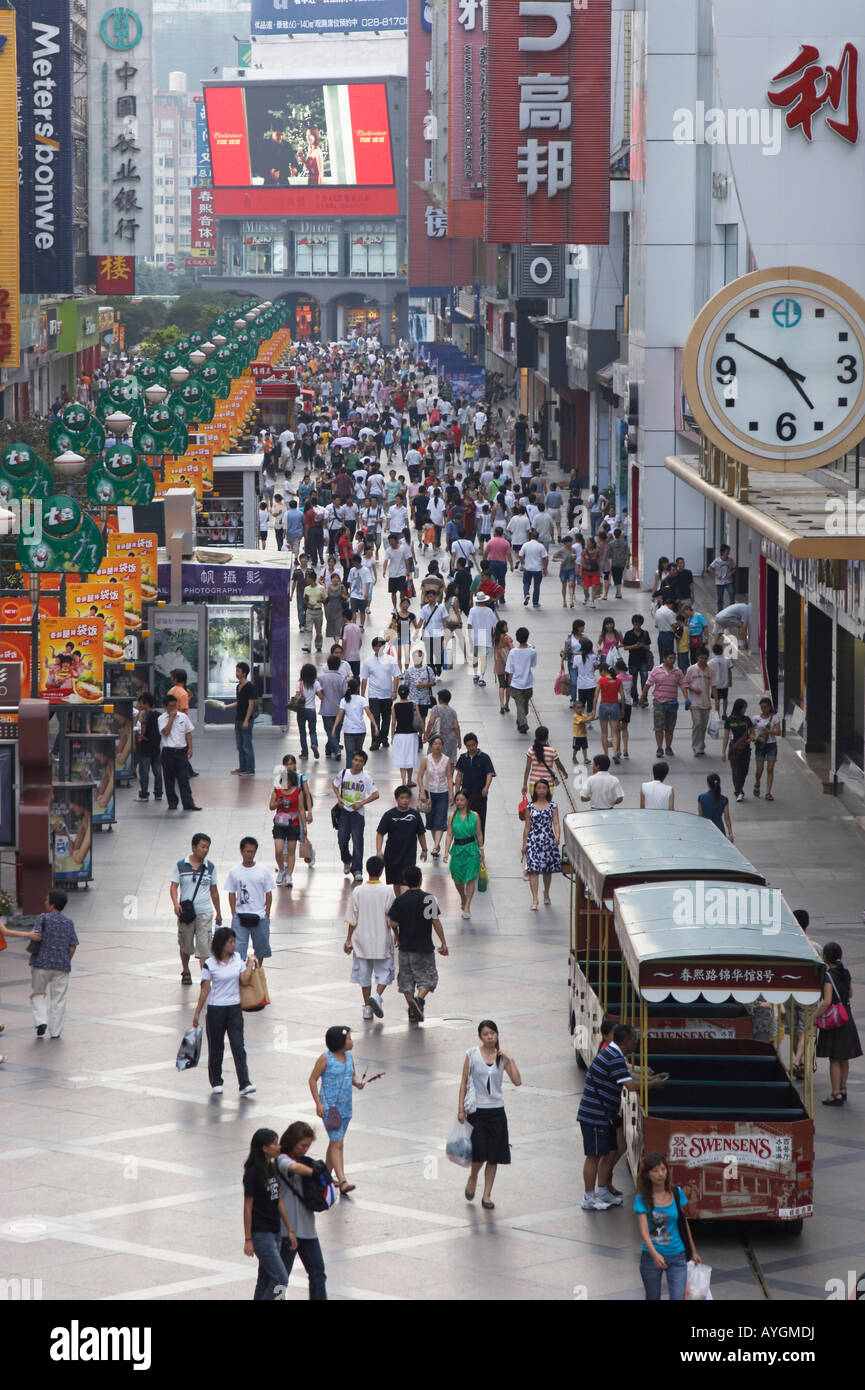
[817,974,851,1031]
[324,1106,343,1132]
[288,694,306,714]
[175,1025,202,1071]
[554,671,570,697]
[298,839,313,862]
[178,862,207,924]
[517,795,529,822]
[240,963,270,1013]
[478,863,489,893]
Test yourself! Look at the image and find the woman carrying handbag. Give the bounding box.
[308,1026,366,1195]
[815,942,862,1105]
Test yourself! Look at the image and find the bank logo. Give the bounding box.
[772,298,801,329]
[99,8,143,51]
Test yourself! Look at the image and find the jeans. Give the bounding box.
[232,914,272,961]
[729,750,751,797]
[630,664,650,695]
[138,752,163,797]
[716,581,735,611]
[639,1249,687,1301]
[676,651,691,672]
[522,568,543,605]
[295,589,306,631]
[297,707,319,755]
[369,696,392,747]
[274,528,285,551]
[569,666,579,703]
[30,968,70,1036]
[322,714,339,756]
[281,1235,327,1300]
[343,731,366,765]
[657,631,675,659]
[235,718,255,773]
[488,559,507,592]
[338,807,365,874]
[512,686,532,729]
[205,1003,250,1088]
[251,1231,288,1301]
[161,747,195,809]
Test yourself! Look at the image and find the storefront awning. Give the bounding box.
[666,452,865,559]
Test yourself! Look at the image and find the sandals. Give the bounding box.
[792,1063,805,1080]
[753,784,761,797]
[765,793,774,801]
[481,1199,495,1210]
[181,971,192,986]
[465,1182,477,1201]
[338,1181,356,1193]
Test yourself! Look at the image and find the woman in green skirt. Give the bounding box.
[444,789,484,920]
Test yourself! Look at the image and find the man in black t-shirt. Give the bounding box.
[387,865,448,1021]
[223,661,257,777]
[667,557,694,605]
[375,787,428,894]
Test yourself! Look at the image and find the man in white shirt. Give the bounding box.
[713,602,751,650]
[580,754,625,809]
[531,504,556,546]
[382,532,413,599]
[507,508,532,554]
[449,535,476,573]
[345,853,397,1017]
[654,601,678,659]
[347,555,372,626]
[158,695,201,812]
[504,626,537,732]
[467,592,496,685]
[519,535,548,608]
[225,836,275,963]
[333,751,380,882]
[361,637,401,749]
[387,499,409,535]
[473,407,487,438]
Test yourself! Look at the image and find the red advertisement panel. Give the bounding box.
[485,0,611,244]
[408,0,474,291]
[205,86,251,185]
[448,0,487,238]
[347,83,395,184]
[213,188,398,218]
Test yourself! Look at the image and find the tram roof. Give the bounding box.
[612,880,824,1005]
[563,810,766,901]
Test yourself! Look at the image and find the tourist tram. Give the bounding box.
[564,811,823,1230]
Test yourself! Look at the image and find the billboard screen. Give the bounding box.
[251,0,407,38]
[14,0,75,294]
[205,81,397,215]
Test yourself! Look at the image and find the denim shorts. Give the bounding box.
[598,702,620,721]
[756,742,777,762]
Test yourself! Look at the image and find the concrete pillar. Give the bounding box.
[379,297,394,347]
[323,300,339,341]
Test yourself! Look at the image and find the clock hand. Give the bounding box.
[728,337,815,408]
[728,335,784,369]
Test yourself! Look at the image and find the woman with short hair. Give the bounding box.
[193,927,257,1096]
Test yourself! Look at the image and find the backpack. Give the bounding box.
[296,1158,338,1212]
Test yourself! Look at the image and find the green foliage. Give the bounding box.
[164,290,245,336]
[138,325,183,359]
[0,415,52,461]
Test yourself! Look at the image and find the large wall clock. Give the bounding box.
[683,267,865,473]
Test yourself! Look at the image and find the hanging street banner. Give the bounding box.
[87,0,154,258]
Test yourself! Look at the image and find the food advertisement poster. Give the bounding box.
[66,581,125,662]
[97,557,142,631]
[107,532,158,602]
[38,618,104,705]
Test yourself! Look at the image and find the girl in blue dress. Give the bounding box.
[308,1026,366,1195]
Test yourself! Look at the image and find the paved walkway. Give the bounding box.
[0,547,861,1301]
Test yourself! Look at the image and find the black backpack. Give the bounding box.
[296,1158,338,1212]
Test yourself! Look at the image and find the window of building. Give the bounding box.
[348,223,397,277]
[293,225,339,277]
[222,220,287,276]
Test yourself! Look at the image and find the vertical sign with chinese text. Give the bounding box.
[448,0,487,238]
[188,188,217,267]
[194,95,212,186]
[0,11,21,369]
[87,1,154,258]
[408,0,474,292]
[485,0,611,244]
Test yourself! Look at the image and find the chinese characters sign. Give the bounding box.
[194,96,212,186]
[0,11,21,369]
[408,0,474,292]
[38,618,105,705]
[188,188,217,268]
[87,1,154,257]
[768,42,859,144]
[448,0,487,237]
[485,0,611,245]
[96,254,135,294]
[251,0,407,37]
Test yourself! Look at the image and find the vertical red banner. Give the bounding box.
[408,0,475,292]
[448,0,487,237]
[485,0,612,244]
[189,188,217,267]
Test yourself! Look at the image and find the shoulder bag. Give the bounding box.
[673,1185,695,1258]
[178,862,207,924]
[331,770,346,829]
[816,973,851,1031]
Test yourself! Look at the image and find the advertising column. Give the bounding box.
[0,11,21,381]
[14,0,75,294]
[87,1,154,261]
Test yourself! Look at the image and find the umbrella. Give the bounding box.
[332,436,355,447]
[359,426,375,437]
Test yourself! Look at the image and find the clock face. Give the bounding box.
[684,269,865,472]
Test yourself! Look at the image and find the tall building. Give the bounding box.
[152,74,198,268]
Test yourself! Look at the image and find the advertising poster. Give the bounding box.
[0,745,15,847]
[107,532,158,602]
[151,609,201,712]
[0,9,21,372]
[50,782,92,884]
[68,735,116,826]
[205,80,397,216]
[97,557,142,631]
[251,0,407,36]
[207,605,252,718]
[66,581,125,662]
[155,458,203,498]
[105,661,150,702]
[0,593,60,693]
[13,0,75,294]
[38,617,104,705]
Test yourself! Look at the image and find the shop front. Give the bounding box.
[57,299,102,394]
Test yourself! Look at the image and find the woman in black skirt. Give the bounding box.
[457,1019,522,1209]
[816,942,862,1106]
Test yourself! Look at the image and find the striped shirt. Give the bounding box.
[644,664,685,704]
[525,743,558,791]
[576,1043,631,1124]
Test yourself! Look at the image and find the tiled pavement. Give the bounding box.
[0,546,862,1302]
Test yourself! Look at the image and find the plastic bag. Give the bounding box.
[176,1025,202,1072]
[554,671,570,697]
[686,1261,713,1300]
[707,711,721,739]
[445,1115,474,1167]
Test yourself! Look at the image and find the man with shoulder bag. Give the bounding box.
[170,833,223,985]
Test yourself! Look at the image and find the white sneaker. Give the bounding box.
[275,869,285,886]
[581,1193,613,1210]
[284,875,293,887]
[309,848,316,868]
[362,1004,374,1020]
[369,992,384,1018]
[211,1084,223,1094]
[239,1083,256,1096]
[595,1190,623,1206]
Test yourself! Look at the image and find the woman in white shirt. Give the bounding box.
[332,678,380,765]
[419,596,448,674]
[752,698,781,801]
[258,502,271,550]
[192,926,257,1095]
[295,663,322,760]
[428,490,446,548]
[573,639,598,707]
[640,761,675,810]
